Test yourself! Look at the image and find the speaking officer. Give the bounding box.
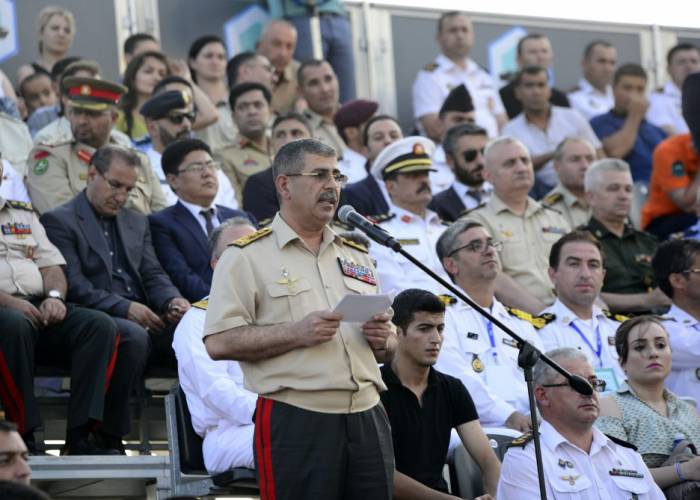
[204,138,396,500]
[27,76,167,215]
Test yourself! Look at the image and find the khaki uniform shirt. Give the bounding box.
[33,115,132,148]
[0,113,32,177]
[469,194,571,305]
[203,214,386,414]
[303,108,346,156]
[542,183,591,229]
[272,60,300,114]
[194,101,238,153]
[0,197,65,297]
[214,134,272,205]
[26,139,167,215]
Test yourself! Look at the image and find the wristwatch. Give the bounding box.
[47,289,65,303]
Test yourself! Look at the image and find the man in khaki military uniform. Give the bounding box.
[204,138,396,499]
[0,161,133,455]
[256,20,301,114]
[26,76,167,215]
[299,60,346,155]
[214,82,273,204]
[469,137,571,306]
[542,137,595,228]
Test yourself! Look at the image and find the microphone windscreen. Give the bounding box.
[568,374,594,396]
[338,205,355,223]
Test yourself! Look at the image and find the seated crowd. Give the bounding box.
[3,5,700,499]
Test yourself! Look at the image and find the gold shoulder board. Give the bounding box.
[192,299,208,310]
[229,227,273,248]
[341,237,369,253]
[6,200,34,211]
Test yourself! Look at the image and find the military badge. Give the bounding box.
[33,159,49,176]
[467,332,479,340]
[561,475,580,486]
[337,258,377,285]
[77,149,92,164]
[1,222,32,237]
[471,354,484,373]
[609,468,643,478]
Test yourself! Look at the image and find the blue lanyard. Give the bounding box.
[569,322,602,366]
[483,308,498,363]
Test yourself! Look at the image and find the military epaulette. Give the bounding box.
[332,219,354,232]
[457,203,485,218]
[192,299,208,310]
[340,236,369,253]
[541,203,563,215]
[543,192,563,206]
[437,294,457,306]
[229,227,273,247]
[423,62,439,72]
[5,200,33,211]
[507,431,533,449]
[506,306,556,330]
[606,434,637,451]
[257,218,273,228]
[37,139,70,148]
[602,309,629,323]
[367,213,395,224]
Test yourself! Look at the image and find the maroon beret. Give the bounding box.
[334,99,379,130]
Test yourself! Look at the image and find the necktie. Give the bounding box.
[200,208,215,237]
[467,189,483,204]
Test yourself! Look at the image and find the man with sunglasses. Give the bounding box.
[204,138,396,499]
[27,76,167,215]
[430,122,491,222]
[141,90,238,209]
[499,347,663,499]
[434,218,543,432]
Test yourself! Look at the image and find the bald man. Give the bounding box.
[257,20,300,114]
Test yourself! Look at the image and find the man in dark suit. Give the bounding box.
[429,123,491,222]
[342,114,403,216]
[41,145,190,376]
[149,139,254,301]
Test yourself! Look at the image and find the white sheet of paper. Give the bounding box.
[334,294,393,323]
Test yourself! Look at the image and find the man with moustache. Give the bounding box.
[430,123,491,222]
[204,138,396,499]
[498,348,663,499]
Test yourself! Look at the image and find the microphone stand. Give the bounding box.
[375,238,591,500]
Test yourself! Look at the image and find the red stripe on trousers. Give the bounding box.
[0,350,26,434]
[261,399,276,500]
[104,333,121,394]
[255,399,267,499]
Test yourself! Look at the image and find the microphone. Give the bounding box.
[337,205,401,251]
[568,374,594,396]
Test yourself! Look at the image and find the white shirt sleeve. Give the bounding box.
[214,169,239,210]
[497,446,544,499]
[412,70,443,119]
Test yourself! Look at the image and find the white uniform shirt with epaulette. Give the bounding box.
[662,304,700,409]
[567,78,614,120]
[542,182,591,229]
[0,197,65,296]
[369,205,449,295]
[647,81,688,134]
[468,193,571,305]
[412,54,505,138]
[498,421,665,499]
[173,297,256,471]
[539,299,626,387]
[430,145,455,194]
[436,292,547,426]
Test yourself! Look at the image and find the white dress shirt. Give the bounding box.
[178,198,221,235]
[451,180,493,210]
[412,54,505,138]
[436,292,542,426]
[430,145,456,194]
[648,81,688,134]
[567,78,614,121]
[498,420,664,499]
[663,304,700,408]
[539,299,626,386]
[338,148,368,184]
[0,159,30,203]
[173,303,256,473]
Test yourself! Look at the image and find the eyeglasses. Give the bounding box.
[177,161,221,174]
[286,169,348,187]
[166,111,197,125]
[449,238,503,256]
[98,171,134,194]
[542,377,607,393]
[463,147,485,163]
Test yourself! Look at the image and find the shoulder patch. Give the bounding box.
[507,431,534,449]
[437,294,457,306]
[506,307,555,330]
[341,236,369,253]
[458,203,486,218]
[192,299,208,310]
[543,192,563,206]
[367,213,395,224]
[5,200,34,211]
[606,434,638,451]
[229,227,273,248]
[423,62,439,72]
[602,309,629,323]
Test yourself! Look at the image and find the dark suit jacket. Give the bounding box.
[500,80,570,119]
[148,201,252,302]
[341,175,389,217]
[40,190,181,318]
[429,186,466,222]
[243,167,278,223]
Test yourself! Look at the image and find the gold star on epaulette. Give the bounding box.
[340,237,369,253]
[508,431,534,449]
[5,200,34,211]
[437,294,457,306]
[602,309,629,323]
[192,299,209,310]
[229,227,273,248]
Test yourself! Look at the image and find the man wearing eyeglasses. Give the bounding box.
[149,139,254,302]
[499,347,664,499]
[141,90,237,209]
[430,122,491,223]
[204,138,396,499]
[434,218,543,432]
[27,76,167,215]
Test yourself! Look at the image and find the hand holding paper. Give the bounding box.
[333,293,393,323]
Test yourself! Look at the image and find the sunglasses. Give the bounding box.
[463,147,485,163]
[166,112,197,125]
